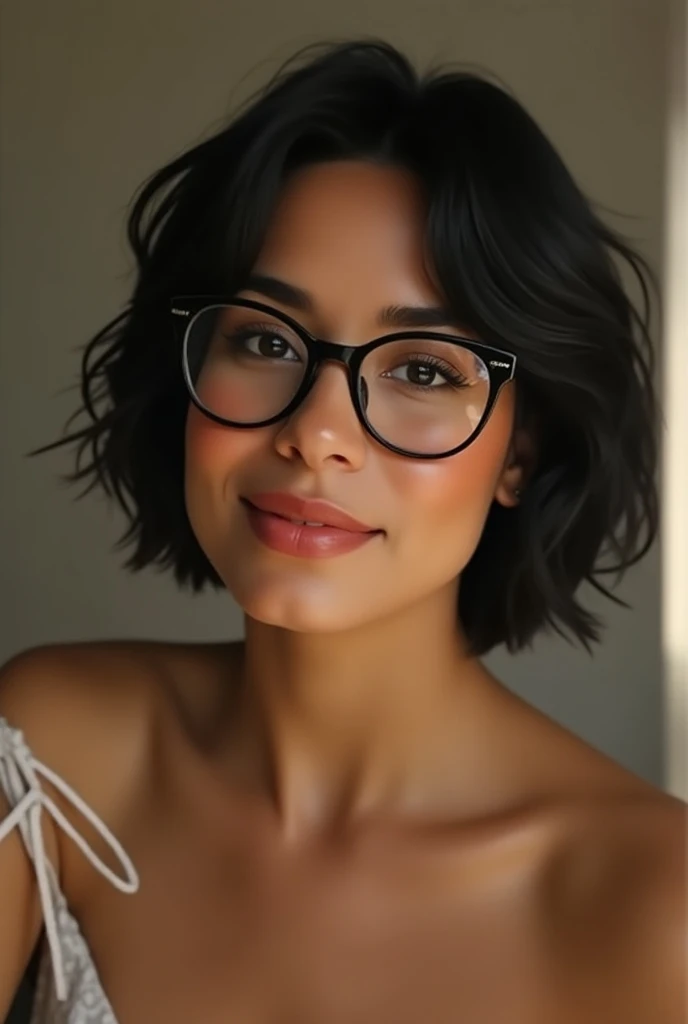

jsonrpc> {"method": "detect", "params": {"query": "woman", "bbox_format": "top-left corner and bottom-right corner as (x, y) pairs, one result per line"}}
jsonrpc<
(0, 39), (685, 1024)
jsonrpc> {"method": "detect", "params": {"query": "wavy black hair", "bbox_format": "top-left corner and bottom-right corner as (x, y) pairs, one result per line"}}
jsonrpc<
(37, 39), (660, 656)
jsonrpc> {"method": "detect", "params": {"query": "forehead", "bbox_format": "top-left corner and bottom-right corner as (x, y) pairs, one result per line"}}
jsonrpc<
(253, 161), (441, 310)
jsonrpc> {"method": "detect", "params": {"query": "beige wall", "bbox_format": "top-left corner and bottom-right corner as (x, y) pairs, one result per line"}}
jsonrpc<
(0, 0), (669, 783)
(663, 0), (688, 799)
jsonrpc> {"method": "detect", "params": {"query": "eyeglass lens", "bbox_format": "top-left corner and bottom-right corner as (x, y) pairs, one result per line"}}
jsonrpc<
(184, 304), (490, 456)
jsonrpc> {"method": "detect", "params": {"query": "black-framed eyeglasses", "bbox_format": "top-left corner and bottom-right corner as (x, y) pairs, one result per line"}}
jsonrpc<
(171, 297), (517, 460)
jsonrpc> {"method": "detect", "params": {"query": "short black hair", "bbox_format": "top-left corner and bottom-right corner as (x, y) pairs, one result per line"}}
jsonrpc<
(39, 39), (660, 657)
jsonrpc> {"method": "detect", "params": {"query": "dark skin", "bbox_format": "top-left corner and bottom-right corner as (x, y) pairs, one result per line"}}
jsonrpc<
(0, 162), (686, 1024)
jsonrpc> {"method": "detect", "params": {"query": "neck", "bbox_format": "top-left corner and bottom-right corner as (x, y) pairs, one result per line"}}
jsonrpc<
(229, 584), (498, 841)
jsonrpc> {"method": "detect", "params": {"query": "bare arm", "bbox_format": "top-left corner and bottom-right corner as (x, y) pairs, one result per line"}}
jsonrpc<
(0, 642), (155, 1019)
(0, 650), (62, 1020)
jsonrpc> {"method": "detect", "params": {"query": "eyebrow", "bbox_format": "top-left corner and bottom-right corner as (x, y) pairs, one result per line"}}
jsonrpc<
(243, 273), (457, 331)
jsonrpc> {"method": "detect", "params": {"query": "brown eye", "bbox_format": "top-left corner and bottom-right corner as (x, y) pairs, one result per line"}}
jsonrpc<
(229, 330), (301, 361)
(386, 357), (467, 389)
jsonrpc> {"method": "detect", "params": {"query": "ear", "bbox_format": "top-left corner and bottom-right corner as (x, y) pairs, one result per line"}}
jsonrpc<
(494, 425), (538, 509)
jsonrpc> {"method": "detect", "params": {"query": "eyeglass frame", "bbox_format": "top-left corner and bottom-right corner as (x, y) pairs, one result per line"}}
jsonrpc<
(171, 296), (517, 460)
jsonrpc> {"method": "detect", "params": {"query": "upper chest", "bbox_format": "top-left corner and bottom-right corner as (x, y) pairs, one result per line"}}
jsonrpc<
(65, 790), (647, 1024)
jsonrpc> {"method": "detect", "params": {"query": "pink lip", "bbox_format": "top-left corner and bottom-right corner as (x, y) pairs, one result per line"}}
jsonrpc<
(245, 492), (376, 532)
(241, 492), (382, 559)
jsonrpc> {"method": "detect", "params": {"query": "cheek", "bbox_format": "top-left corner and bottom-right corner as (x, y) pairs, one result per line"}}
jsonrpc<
(387, 395), (513, 530)
(195, 373), (258, 422)
(391, 451), (497, 529)
(184, 405), (255, 482)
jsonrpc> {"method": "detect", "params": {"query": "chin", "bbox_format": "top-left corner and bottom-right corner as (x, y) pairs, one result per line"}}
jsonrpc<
(227, 571), (365, 634)
(241, 597), (359, 634)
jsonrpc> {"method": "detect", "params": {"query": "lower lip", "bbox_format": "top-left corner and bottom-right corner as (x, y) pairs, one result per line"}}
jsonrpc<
(242, 501), (380, 558)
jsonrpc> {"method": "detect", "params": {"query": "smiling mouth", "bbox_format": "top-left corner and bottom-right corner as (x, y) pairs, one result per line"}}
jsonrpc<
(242, 492), (380, 534)
(246, 508), (374, 531)
(241, 498), (382, 534)
(240, 497), (383, 558)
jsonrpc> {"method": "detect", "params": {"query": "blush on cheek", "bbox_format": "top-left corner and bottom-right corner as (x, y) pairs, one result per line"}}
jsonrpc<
(194, 374), (258, 422)
(444, 426), (512, 505)
(385, 399), (513, 521)
(185, 405), (238, 470)
(185, 404), (267, 485)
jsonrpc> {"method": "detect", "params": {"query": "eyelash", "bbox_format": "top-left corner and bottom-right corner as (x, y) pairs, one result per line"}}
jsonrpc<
(224, 325), (470, 389)
(399, 355), (468, 389)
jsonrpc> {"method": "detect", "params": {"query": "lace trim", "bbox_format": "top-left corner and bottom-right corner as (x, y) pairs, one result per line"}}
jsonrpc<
(0, 716), (139, 1002)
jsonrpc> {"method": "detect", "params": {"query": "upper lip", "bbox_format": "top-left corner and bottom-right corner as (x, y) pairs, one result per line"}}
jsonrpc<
(243, 492), (378, 533)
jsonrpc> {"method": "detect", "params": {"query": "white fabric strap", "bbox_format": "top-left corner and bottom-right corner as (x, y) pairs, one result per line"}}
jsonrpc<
(0, 717), (139, 1002)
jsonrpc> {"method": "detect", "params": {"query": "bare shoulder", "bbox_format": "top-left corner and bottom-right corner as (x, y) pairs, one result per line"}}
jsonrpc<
(0, 639), (237, 839)
(0, 641), (166, 776)
(498, 689), (687, 1020)
(605, 792), (686, 989)
(543, 787), (687, 1023)
(0, 637), (237, 737)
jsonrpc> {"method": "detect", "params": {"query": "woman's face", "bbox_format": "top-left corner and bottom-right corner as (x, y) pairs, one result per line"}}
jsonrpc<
(185, 161), (522, 632)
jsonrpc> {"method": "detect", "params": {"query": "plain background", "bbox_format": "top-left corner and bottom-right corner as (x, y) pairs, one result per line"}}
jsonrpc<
(663, 0), (688, 799)
(0, 0), (669, 794)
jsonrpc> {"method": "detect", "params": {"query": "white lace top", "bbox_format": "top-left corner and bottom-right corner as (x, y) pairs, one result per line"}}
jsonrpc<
(0, 716), (139, 1023)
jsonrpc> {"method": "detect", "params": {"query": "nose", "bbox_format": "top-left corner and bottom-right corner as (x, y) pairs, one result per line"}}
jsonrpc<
(273, 363), (368, 471)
